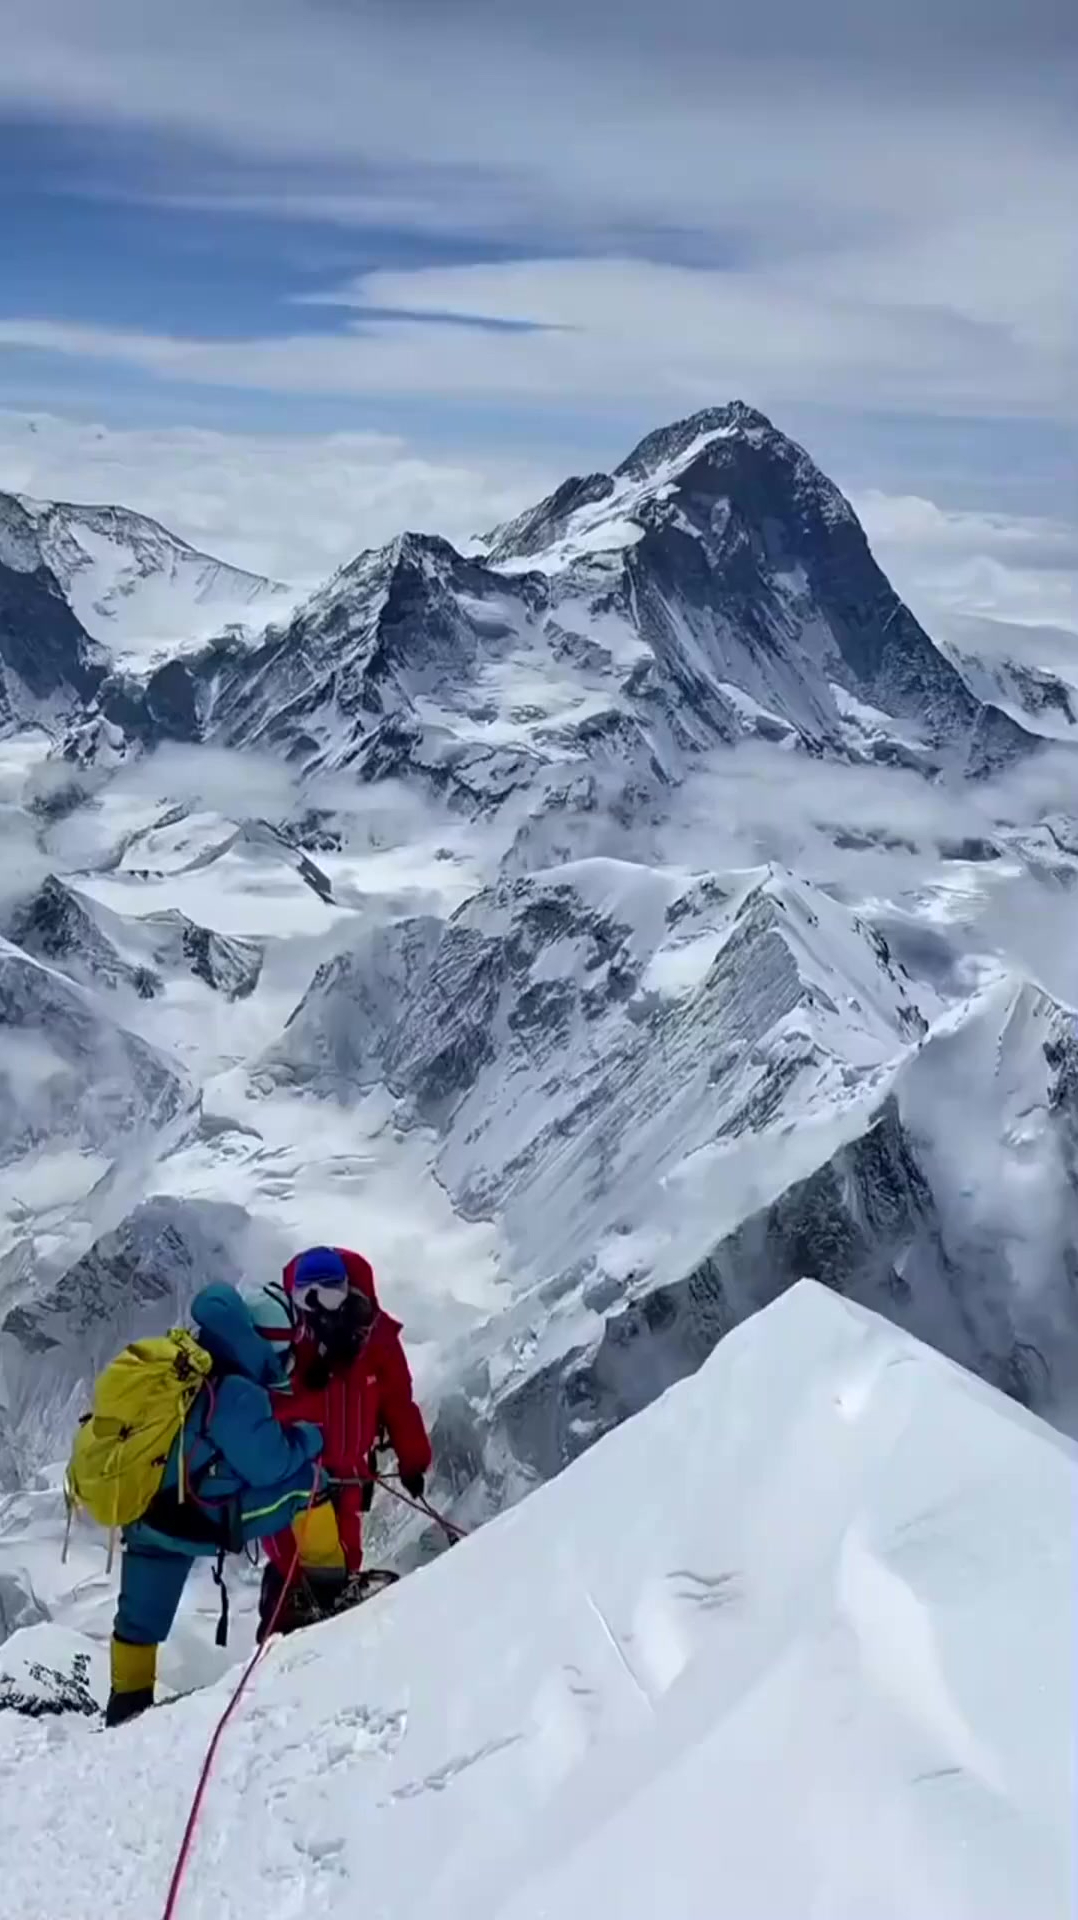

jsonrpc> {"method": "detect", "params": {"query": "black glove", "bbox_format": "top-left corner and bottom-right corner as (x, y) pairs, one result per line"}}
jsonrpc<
(400, 1470), (426, 1500)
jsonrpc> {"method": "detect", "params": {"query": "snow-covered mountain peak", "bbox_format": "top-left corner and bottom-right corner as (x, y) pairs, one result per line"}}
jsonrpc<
(485, 401), (856, 575)
(316, 527), (458, 600)
(482, 414), (745, 573)
(20, 403), (1032, 791)
(264, 852), (937, 1368)
(730, 865), (930, 1044)
(654, 397), (860, 534)
(2, 871), (265, 1007)
(281, 528), (471, 655)
(8, 491), (292, 672)
(461, 405), (1024, 780)
(613, 398), (775, 479)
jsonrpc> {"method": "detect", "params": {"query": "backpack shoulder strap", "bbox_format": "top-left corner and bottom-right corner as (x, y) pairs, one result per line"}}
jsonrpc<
(183, 1377), (225, 1502)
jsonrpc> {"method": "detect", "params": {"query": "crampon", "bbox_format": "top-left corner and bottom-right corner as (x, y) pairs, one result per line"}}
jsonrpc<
(275, 1567), (400, 1634)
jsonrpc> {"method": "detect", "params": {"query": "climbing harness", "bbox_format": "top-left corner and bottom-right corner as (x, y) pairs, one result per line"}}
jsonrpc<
(210, 1549), (230, 1649)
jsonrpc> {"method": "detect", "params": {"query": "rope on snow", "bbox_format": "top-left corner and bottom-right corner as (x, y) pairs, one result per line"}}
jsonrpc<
(158, 1476), (466, 1917)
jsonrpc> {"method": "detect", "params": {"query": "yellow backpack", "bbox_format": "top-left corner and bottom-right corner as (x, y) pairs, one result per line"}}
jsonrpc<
(65, 1329), (213, 1537)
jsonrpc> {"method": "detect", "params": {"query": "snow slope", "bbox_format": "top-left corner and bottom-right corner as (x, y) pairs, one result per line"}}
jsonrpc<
(0, 938), (191, 1185)
(268, 859), (933, 1278)
(1, 1282), (1072, 1920)
(480, 402), (1031, 777)
(15, 494), (292, 671)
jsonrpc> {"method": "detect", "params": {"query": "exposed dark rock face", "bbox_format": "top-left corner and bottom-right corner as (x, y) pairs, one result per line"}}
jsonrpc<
(0, 496), (106, 731)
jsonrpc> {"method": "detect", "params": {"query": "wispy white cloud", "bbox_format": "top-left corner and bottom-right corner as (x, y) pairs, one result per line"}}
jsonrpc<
(856, 494), (1078, 568)
(0, 801), (52, 913)
(0, 239), (1070, 424)
(0, 410), (556, 580)
(651, 730), (1078, 928)
(1, 0), (1074, 438)
(857, 492), (1078, 642)
(5, 0), (1070, 237)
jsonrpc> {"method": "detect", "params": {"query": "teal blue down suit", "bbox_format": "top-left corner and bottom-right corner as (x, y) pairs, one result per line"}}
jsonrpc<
(107, 1283), (322, 1724)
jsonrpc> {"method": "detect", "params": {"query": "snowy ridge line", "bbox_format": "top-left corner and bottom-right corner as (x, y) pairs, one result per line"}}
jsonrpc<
(8, 399), (1045, 780)
(9, 491), (293, 673)
(0, 1282), (1072, 1920)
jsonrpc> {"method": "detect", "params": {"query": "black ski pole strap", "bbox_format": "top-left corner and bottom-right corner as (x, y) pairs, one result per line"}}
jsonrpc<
(211, 1547), (230, 1649)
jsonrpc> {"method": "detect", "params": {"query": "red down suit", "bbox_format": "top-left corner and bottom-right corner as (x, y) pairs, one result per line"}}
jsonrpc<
(267, 1247), (431, 1573)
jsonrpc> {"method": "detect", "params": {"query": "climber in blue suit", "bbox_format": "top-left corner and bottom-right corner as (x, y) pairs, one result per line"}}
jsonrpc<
(106, 1283), (324, 1727)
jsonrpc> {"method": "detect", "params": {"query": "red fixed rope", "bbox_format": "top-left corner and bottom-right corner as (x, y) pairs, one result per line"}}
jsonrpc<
(159, 1524), (303, 1920)
(370, 1471), (468, 1544)
(158, 1475), (465, 1918)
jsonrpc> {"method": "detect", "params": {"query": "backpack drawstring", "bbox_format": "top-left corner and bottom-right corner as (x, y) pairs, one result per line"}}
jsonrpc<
(211, 1548), (230, 1648)
(107, 1441), (121, 1574)
(177, 1393), (187, 1506)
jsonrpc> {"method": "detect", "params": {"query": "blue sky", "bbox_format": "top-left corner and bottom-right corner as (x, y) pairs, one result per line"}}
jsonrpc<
(0, 0), (1074, 585)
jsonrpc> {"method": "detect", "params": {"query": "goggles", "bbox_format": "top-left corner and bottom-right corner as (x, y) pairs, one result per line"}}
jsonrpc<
(297, 1281), (350, 1313)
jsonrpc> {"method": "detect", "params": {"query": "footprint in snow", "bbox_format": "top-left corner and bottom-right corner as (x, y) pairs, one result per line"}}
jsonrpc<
(667, 1568), (742, 1611)
(256, 1836), (347, 1916)
(319, 1705), (406, 1770)
(389, 1732), (522, 1801)
(290, 1832), (348, 1881)
(239, 1702), (407, 1798)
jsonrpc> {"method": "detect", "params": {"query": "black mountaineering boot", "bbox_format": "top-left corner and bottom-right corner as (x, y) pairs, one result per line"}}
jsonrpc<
(258, 1563), (349, 1638)
(302, 1568), (349, 1621)
(256, 1561), (286, 1642)
(105, 1685), (155, 1728)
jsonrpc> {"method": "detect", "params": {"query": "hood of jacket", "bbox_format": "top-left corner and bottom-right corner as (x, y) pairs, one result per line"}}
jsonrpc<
(191, 1283), (287, 1388)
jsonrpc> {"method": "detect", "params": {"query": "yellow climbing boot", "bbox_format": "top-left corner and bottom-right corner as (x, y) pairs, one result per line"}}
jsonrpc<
(105, 1638), (157, 1727)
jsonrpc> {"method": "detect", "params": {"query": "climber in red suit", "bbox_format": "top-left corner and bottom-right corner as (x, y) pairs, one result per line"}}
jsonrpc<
(258, 1245), (432, 1634)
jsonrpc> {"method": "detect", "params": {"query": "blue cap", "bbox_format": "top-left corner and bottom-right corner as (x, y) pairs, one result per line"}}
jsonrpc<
(294, 1246), (348, 1292)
